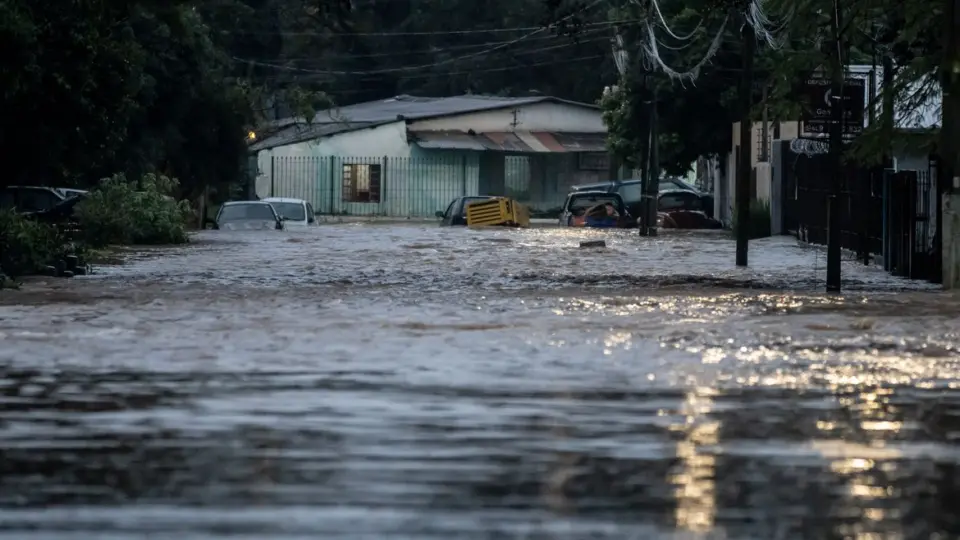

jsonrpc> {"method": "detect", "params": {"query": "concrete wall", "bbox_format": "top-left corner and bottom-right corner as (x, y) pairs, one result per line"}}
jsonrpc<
(407, 102), (605, 133)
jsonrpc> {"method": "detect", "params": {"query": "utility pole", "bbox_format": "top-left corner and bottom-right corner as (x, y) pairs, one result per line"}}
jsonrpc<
(735, 18), (755, 266)
(647, 86), (660, 236)
(939, 0), (960, 288)
(825, 0), (847, 292)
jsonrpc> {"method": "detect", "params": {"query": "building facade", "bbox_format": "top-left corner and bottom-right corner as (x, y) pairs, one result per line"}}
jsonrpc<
(250, 95), (616, 216)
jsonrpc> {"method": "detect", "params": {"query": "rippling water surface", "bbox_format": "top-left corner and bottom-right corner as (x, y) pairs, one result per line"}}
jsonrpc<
(1, 224), (959, 539)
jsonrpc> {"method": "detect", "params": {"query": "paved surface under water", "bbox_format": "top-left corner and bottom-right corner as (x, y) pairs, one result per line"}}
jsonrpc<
(1, 224), (960, 539)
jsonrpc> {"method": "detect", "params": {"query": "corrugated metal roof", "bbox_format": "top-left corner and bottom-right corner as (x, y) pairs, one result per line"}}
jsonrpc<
(409, 130), (608, 153)
(551, 132), (607, 152)
(251, 94), (600, 151)
(411, 131), (488, 151)
(249, 122), (375, 152)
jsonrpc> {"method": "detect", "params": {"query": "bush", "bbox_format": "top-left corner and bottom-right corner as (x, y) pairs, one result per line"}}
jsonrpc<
(76, 173), (192, 247)
(731, 199), (772, 240)
(0, 209), (67, 278)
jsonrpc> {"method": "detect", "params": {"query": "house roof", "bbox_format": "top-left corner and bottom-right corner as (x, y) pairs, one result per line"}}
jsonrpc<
(250, 94), (600, 152)
(410, 130), (607, 153)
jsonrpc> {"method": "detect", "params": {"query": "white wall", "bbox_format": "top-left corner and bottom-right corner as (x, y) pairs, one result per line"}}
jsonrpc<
(255, 121), (409, 198)
(408, 102), (605, 133)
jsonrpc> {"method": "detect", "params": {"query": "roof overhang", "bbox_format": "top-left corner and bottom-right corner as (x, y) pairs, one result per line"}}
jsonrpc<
(410, 130), (607, 153)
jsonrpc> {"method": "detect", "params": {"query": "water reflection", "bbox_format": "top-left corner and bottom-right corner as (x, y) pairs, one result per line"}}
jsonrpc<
(671, 388), (718, 533)
(1, 225), (959, 537)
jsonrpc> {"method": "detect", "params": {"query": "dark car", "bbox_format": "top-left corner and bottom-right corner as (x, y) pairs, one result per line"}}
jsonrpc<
(436, 196), (497, 226)
(1, 186), (69, 213)
(657, 189), (723, 229)
(572, 177), (715, 218)
(215, 201), (283, 230)
(24, 191), (87, 225)
(558, 191), (636, 228)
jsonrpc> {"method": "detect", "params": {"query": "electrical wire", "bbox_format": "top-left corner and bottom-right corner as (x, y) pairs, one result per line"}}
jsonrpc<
(647, 0), (702, 41)
(234, 0), (606, 75)
(269, 29), (610, 61)
(249, 54), (609, 86)
(226, 13), (621, 37)
(239, 37), (609, 76)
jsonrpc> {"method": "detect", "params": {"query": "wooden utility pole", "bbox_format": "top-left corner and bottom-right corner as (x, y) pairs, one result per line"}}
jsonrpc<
(939, 0), (960, 288)
(735, 19), (755, 266)
(647, 86), (660, 236)
(825, 0), (847, 292)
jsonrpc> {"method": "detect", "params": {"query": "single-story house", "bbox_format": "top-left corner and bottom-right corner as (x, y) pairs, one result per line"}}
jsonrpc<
(249, 94), (616, 216)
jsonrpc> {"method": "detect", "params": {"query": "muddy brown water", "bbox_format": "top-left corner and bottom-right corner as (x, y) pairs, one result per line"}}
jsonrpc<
(1, 225), (959, 539)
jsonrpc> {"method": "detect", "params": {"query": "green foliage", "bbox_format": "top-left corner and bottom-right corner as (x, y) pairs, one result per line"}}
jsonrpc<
(0, 209), (67, 278)
(731, 199), (772, 240)
(75, 174), (192, 247)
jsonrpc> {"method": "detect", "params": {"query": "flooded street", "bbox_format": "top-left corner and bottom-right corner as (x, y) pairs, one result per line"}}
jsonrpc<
(2, 224), (960, 539)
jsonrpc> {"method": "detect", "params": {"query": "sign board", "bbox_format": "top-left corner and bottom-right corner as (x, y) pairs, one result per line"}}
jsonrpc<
(800, 76), (866, 138)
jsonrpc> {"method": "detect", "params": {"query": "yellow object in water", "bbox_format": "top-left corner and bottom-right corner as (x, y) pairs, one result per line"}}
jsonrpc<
(465, 197), (530, 228)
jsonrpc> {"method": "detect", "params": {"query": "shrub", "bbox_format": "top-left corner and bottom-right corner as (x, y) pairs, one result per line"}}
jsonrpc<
(0, 209), (66, 278)
(731, 199), (772, 240)
(75, 173), (192, 247)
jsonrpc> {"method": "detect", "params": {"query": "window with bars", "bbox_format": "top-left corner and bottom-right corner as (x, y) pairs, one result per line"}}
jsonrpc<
(342, 163), (382, 203)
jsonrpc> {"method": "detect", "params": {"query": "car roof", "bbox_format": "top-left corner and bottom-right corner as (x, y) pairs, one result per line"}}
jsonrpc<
(570, 190), (622, 197)
(225, 200), (272, 205)
(262, 197), (306, 204)
(659, 189), (700, 196)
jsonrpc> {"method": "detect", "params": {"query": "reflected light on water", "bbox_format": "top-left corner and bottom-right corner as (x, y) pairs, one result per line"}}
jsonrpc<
(670, 387), (718, 533)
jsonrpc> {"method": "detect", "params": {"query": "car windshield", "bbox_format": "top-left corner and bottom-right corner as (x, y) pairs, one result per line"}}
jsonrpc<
(269, 202), (306, 221)
(568, 194), (621, 214)
(218, 203), (276, 221)
(660, 177), (697, 192)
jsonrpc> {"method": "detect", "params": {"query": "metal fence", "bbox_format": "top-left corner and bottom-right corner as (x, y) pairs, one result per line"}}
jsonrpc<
(778, 140), (941, 283)
(262, 156), (481, 217)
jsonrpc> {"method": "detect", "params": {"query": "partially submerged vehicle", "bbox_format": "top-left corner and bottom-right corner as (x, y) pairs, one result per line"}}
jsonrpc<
(572, 177), (715, 219)
(437, 196), (529, 228)
(656, 189), (723, 229)
(558, 191), (636, 228)
(215, 201), (284, 230)
(262, 197), (317, 227)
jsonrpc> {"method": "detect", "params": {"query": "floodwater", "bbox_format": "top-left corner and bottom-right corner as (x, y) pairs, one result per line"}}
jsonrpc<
(1, 224), (960, 539)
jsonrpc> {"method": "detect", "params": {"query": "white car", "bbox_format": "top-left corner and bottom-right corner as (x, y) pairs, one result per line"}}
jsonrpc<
(262, 197), (317, 227)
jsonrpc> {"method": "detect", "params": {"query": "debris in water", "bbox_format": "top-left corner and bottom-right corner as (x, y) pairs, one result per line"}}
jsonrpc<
(580, 240), (606, 248)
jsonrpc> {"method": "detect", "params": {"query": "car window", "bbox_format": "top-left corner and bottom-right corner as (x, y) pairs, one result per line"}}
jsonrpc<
(16, 189), (60, 212)
(218, 203), (277, 221)
(568, 195), (621, 213)
(270, 202), (306, 221)
(442, 199), (458, 219)
(616, 183), (643, 203)
(306, 203), (315, 222)
(659, 192), (702, 211)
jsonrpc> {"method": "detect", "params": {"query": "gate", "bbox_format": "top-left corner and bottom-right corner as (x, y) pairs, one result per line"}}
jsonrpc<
(884, 169), (938, 281)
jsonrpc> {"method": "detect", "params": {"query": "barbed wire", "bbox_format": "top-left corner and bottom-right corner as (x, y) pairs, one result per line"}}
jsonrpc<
(789, 138), (829, 156)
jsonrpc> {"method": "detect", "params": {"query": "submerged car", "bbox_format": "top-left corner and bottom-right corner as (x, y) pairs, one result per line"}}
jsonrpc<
(572, 177), (715, 219)
(657, 189), (723, 229)
(558, 191), (636, 228)
(436, 196), (497, 226)
(215, 201), (284, 230)
(262, 197), (317, 227)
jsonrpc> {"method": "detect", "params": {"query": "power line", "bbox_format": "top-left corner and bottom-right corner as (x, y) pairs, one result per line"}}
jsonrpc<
(251, 54), (609, 86)
(233, 0), (608, 76)
(222, 17), (631, 37)
(244, 37), (609, 73)
(269, 29), (611, 61)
